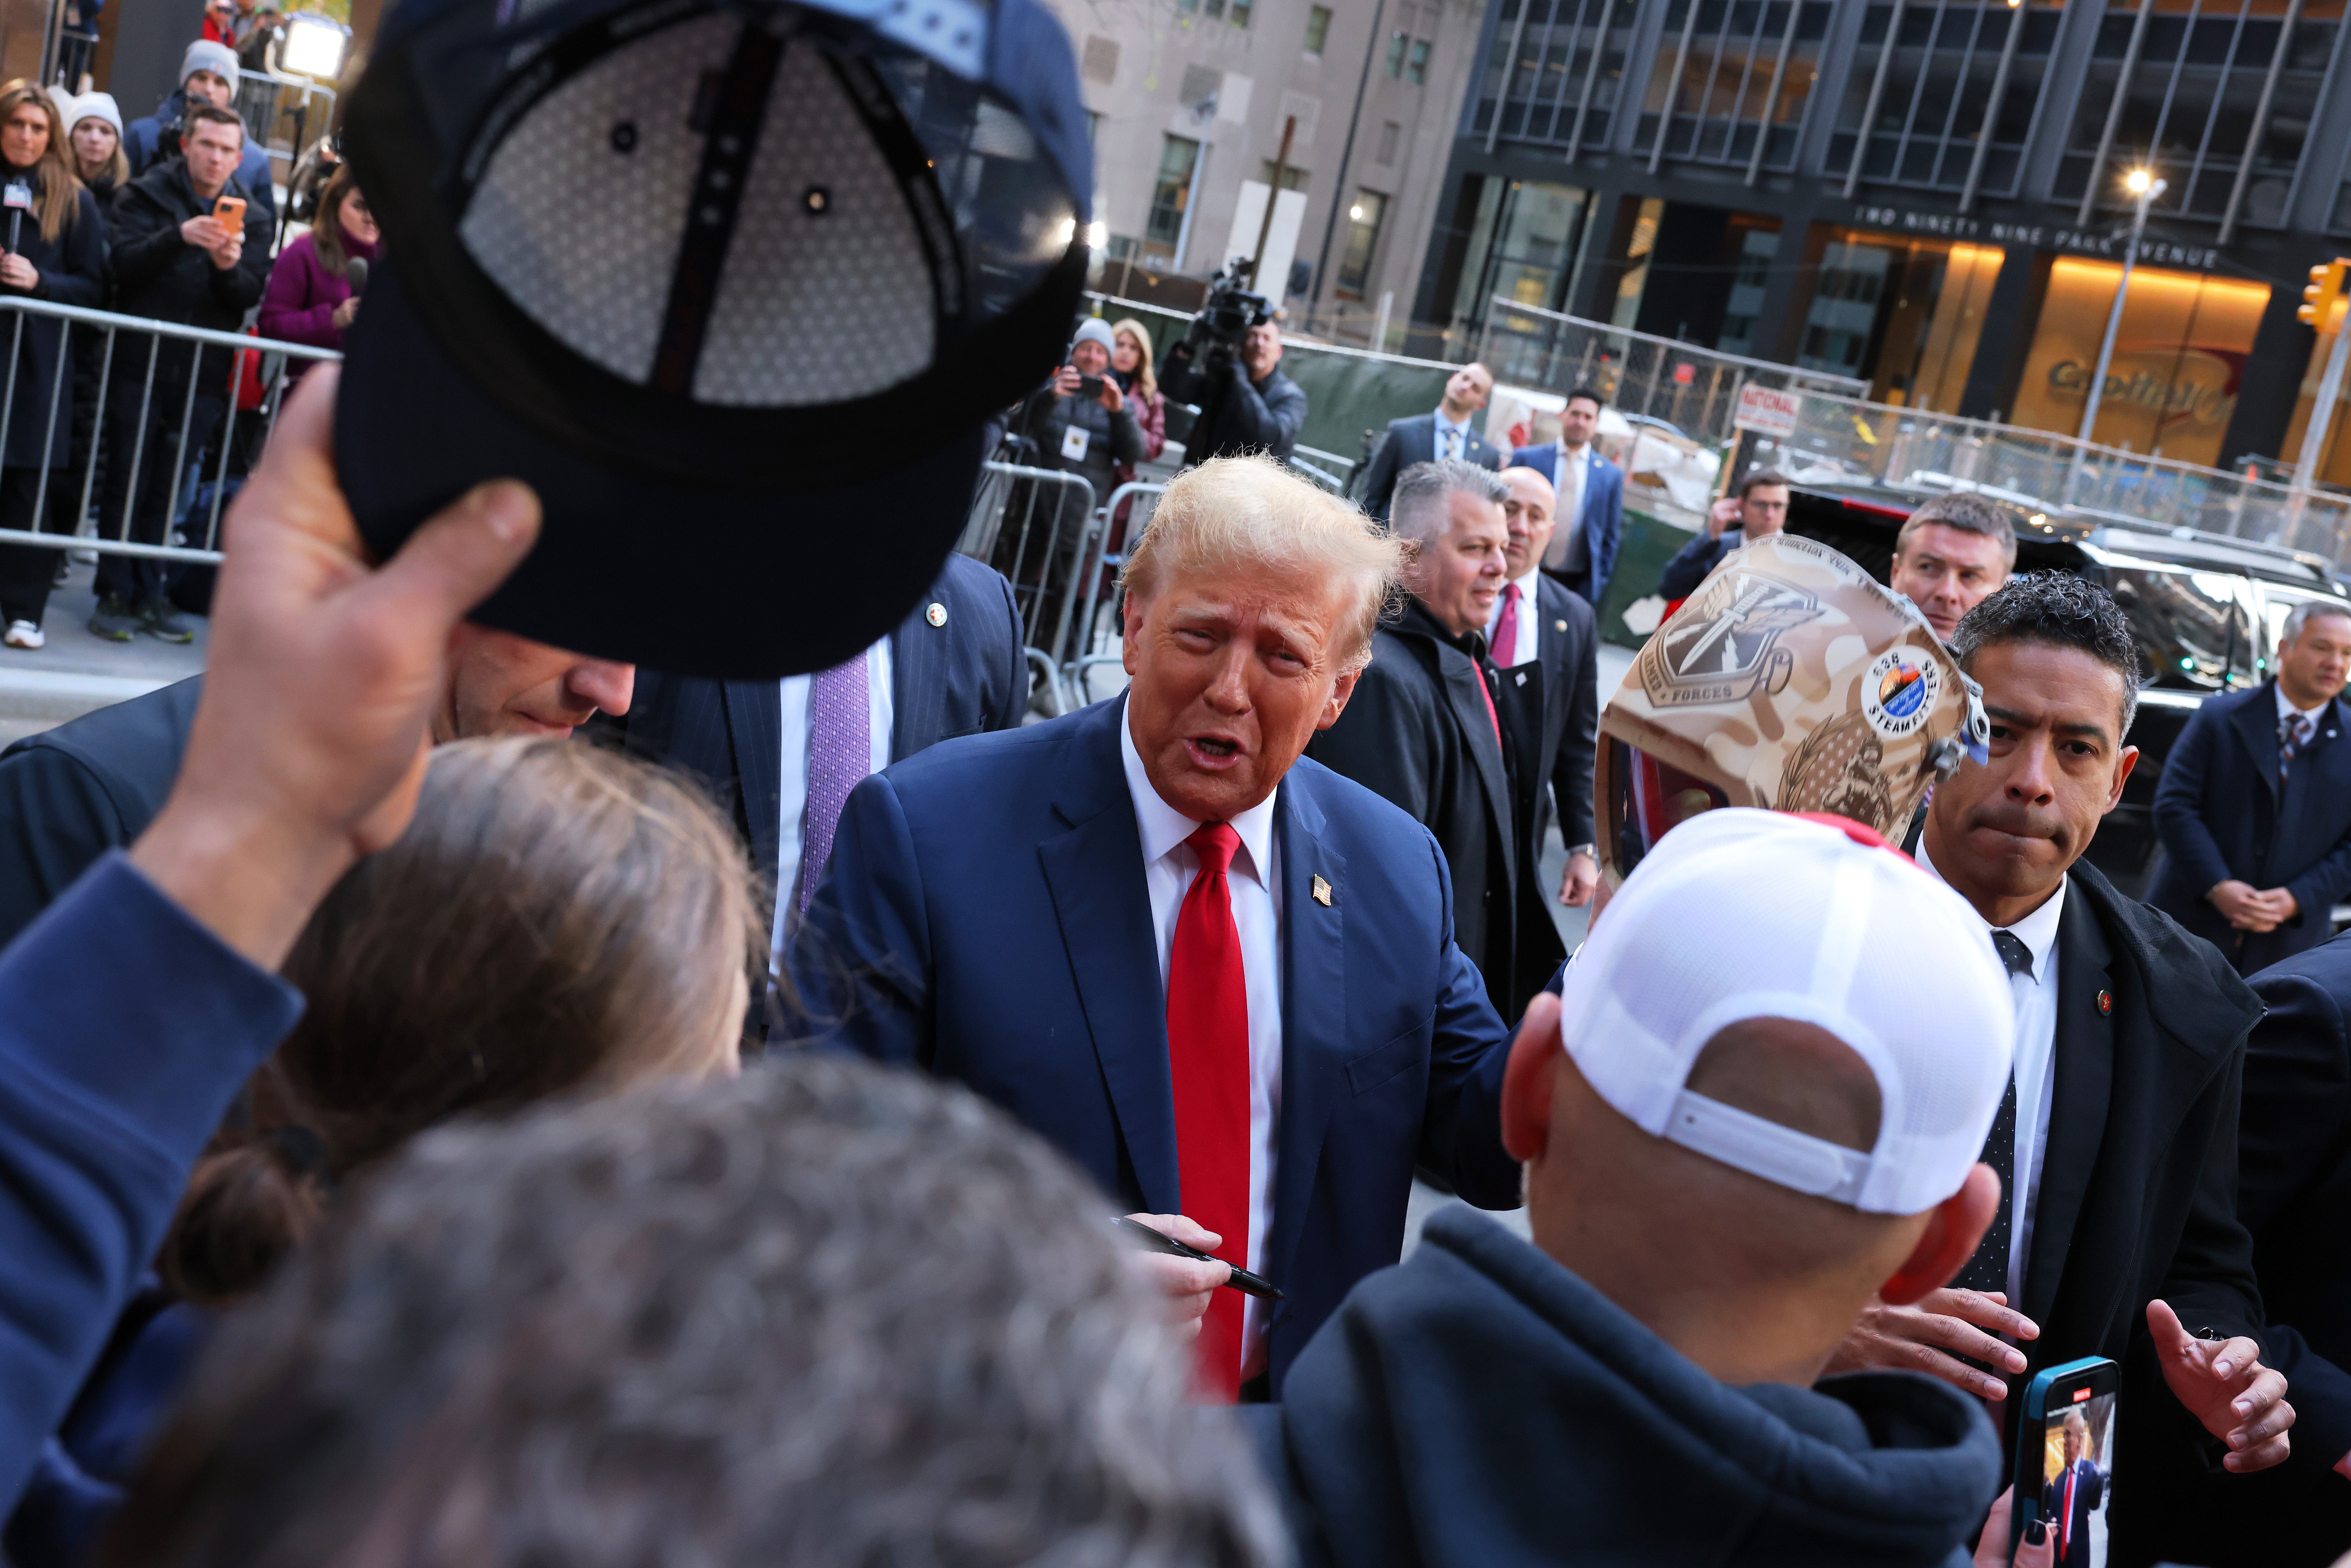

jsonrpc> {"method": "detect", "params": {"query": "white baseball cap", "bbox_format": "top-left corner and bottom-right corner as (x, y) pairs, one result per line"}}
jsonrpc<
(1558, 808), (2014, 1216)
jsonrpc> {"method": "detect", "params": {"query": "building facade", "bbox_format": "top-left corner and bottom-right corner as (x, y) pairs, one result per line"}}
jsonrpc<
(1047, 0), (1486, 339)
(1414, 0), (2351, 478)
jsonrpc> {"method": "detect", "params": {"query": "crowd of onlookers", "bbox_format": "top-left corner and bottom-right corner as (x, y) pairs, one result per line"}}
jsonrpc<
(0, 40), (367, 653)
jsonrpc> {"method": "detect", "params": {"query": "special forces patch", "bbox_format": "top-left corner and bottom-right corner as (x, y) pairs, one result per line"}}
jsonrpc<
(1638, 569), (1824, 708)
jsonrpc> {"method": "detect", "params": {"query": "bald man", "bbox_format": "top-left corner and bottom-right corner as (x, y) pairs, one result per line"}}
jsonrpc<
(1244, 810), (2039, 1564)
(1484, 464), (1599, 1016)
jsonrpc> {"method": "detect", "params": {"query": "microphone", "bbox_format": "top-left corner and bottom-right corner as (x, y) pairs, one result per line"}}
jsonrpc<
(345, 256), (368, 295)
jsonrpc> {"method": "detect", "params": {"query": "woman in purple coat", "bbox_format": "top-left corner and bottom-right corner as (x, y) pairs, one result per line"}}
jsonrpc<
(257, 164), (374, 368)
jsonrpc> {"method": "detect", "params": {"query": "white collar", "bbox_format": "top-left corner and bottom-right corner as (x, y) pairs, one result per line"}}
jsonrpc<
(1506, 564), (1541, 604)
(1916, 837), (2065, 983)
(2277, 682), (2330, 724)
(1555, 439), (1590, 465)
(1119, 695), (1278, 885)
(1434, 407), (1470, 435)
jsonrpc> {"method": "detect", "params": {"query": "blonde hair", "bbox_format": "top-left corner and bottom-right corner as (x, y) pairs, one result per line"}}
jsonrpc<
(159, 737), (764, 1307)
(1111, 317), (1158, 402)
(1119, 454), (1401, 672)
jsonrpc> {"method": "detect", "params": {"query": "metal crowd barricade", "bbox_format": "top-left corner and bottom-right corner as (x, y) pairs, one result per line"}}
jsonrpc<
(1064, 480), (1166, 710)
(956, 460), (1096, 715)
(0, 296), (341, 568)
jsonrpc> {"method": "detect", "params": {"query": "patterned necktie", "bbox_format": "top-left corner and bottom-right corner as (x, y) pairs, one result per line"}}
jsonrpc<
(2281, 710), (2315, 786)
(1166, 822), (1251, 1402)
(1492, 581), (1523, 670)
(1954, 929), (2034, 1297)
(798, 655), (871, 914)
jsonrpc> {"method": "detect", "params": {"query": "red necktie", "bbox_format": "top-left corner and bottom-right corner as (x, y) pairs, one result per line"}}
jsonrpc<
(1473, 651), (1503, 750)
(2061, 1465), (2076, 1556)
(1166, 822), (1251, 1401)
(1492, 581), (1522, 671)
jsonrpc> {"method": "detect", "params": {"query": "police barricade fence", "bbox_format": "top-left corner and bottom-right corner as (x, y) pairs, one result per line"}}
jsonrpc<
(0, 295), (339, 571)
(955, 460), (1097, 716)
(1064, 480), (1165, 711)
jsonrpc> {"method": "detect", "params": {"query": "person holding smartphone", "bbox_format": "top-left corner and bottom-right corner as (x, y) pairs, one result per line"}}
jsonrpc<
(89, 101), (268, 645)
(0, 81), (106, 653)
(1002, 317), (1139, 653)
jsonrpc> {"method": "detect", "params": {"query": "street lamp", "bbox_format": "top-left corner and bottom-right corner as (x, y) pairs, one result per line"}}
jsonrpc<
(2078, 166), (2166, 444)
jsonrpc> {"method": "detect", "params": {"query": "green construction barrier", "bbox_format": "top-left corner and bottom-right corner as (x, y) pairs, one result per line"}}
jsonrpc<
(1597, 507), (1699, 650)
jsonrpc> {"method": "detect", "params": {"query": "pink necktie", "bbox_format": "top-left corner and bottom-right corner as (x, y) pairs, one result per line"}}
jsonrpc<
(1493, 581), (1522, 669)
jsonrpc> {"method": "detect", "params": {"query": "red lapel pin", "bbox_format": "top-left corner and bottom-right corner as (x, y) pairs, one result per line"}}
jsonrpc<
(2096, 989), (2113, 1016)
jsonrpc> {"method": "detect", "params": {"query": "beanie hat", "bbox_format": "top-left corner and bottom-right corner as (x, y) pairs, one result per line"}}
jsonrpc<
(70, 91), (123, 142)
(181, 39), (241, 96)
(1070, 317), (1117, 355)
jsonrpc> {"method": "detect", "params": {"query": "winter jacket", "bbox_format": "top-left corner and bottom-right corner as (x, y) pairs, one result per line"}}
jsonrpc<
(104, 158), (271, 392)
(258, 229), (373, 358)
(1244, 1206), (2004, 1568)
(0, 171), (107, 469)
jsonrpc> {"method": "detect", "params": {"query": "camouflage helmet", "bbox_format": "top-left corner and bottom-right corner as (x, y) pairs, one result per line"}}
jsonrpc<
(1598, 531), (1989, 884)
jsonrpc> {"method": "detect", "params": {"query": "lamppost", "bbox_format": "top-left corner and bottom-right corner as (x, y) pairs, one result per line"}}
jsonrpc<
(2078, 167), (2166, 445)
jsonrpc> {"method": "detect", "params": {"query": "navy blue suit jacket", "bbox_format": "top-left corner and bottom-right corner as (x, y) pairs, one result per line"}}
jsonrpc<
(2149, 681), (2351, 973)
(619, 552), (1027, 936)
(785, 697), (1521, 1391)
(1507, 443), (1624, 611)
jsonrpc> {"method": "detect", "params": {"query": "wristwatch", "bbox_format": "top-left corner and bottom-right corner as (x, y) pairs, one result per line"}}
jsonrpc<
(1567, 843), (1598, 861)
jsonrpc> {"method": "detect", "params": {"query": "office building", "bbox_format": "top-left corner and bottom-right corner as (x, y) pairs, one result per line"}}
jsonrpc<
(1416, 0), (2351, 476)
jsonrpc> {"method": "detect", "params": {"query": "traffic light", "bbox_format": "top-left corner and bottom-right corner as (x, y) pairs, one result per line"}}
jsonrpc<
(2301, 259), (2351, 331)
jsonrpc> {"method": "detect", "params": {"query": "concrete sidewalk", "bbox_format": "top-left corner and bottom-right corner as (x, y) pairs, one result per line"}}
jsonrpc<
(0, 559), (207, 748)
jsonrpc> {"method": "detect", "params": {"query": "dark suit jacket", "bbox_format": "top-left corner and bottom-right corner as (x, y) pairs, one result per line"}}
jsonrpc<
(1495, 576), (1598, 1016)
(2182, 933), (2351, 1567)
(1305, 601), (1519, 1014)
(1506, 442), (1625, 612)
(784, 696), (1520, 1393)
(2019, 866), (2275, 1562)
(0, 677), (201, 949)
(621, 553), (1026, 934)
(1355, 413), (1503, 520)
(2149, 681), (2351, 973)
(2036, 1458), (2105, 1567)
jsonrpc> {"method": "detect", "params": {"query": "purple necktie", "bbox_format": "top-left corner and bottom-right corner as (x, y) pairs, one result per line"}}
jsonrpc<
(799, 654), (871, 914)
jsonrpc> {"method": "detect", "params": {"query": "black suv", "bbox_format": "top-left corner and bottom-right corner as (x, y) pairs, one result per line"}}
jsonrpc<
(1785, 484), (2351, 900)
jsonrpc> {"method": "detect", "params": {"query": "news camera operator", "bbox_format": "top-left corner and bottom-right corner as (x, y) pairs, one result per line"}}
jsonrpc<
(1161, 270), (1306, 466)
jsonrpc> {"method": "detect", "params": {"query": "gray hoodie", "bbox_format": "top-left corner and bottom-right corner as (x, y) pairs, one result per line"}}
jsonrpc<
(1244, 1206), (2003, 1566)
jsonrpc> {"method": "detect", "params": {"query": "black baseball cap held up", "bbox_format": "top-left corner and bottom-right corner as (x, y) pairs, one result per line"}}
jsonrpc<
(338, 0), (1092, 677)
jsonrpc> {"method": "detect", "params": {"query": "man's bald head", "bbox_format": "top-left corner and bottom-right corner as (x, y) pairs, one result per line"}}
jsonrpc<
(1497, 998), (2000, 1389)
(1499, 465), (1556, 579)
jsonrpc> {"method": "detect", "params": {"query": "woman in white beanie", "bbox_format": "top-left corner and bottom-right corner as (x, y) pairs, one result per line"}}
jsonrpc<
(65, 92), (125, 214)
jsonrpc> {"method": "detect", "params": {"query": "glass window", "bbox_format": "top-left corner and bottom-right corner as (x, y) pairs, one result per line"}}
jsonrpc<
(1336, 188), (1390, 296)
(2007, 258), (2271, 467)
(1385, 31), (1407, 77)
(1304, 4), (1331, 52)
(1407, 38), (1431, 83)
(1203, 0), (1224, 18)
(1231, 0), (1251, 27)
(1145, 134), (1200, 249)
(1259, 161), (1310, 191)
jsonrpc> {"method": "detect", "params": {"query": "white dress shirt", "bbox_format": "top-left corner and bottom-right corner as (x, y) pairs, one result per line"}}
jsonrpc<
(771, 639), (895, 965)
(1919, 840), (2064, 1305)
(1432, 406), (1472, 464)
(1544, 441), (1593, 570)
(1483, 565), (1543, 670)
(1120, 696), (1283, 1376)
